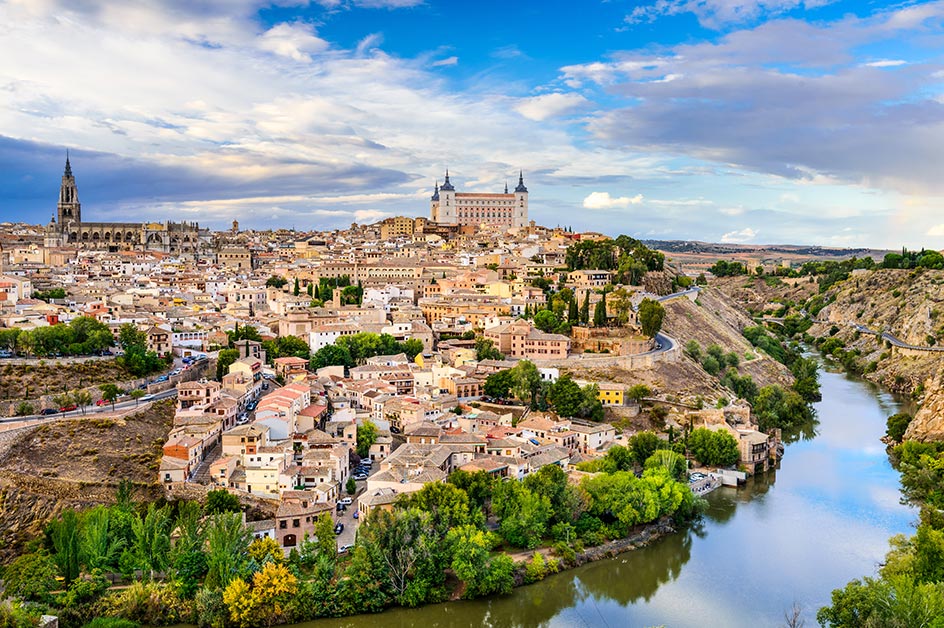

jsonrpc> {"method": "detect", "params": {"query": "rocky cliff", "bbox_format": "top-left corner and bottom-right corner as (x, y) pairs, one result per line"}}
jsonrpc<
(904, 368), (944, 442)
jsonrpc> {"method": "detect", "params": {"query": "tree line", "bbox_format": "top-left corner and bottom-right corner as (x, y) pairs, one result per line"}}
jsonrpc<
(1, 458), (701, 627)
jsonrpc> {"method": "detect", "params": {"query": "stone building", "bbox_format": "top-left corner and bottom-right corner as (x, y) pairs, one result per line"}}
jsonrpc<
(430, 170), (529, 228)
(44, 154), (211, 256)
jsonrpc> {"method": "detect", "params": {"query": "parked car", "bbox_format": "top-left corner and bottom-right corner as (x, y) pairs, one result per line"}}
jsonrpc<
(390, 426), (401, 434)
(59, 404), (77, 412)
(338, 497), (353, 506)
(140, 394), (155, 402)
(360, 458), (372, 466)
(336, 503), (346, 512)
(338, 544), (353, 554)
(352, 511), (359, 520)
(262, 383), (269, 390)
(334, 523), (344, 535)
(353, 473), (368, 481)
(40, 408), (58, 415)
(96, 399), (108, 406)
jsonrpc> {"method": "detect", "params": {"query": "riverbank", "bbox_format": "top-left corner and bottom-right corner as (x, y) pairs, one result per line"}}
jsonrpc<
(288, 363), (914, 628)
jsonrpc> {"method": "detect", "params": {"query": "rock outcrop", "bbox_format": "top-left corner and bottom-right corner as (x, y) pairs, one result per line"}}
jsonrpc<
(904, 369), (944, 442)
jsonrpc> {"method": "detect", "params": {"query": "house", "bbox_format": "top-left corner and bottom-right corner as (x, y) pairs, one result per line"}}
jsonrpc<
(274, 356), (309, 380)
(274, 492), (332, 549)
(569, 421), (617, 453)
(221, 423), (270, 457)
(146, 326), (171, 356)
(177, 379), (222, 410)
(483, 319), (570, 360)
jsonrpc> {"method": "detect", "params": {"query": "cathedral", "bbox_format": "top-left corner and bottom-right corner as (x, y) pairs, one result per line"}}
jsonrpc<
(44, 154), (211, 256)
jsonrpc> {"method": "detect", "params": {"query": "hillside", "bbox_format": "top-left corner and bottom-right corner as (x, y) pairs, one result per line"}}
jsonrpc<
(661, 288), (793, 389)
(563, 286), (793, 413)
(812, 269), (944, 394)
(0, 400), (173, 556)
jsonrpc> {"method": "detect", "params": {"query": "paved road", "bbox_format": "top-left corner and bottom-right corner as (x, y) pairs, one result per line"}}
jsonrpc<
(854, 324), (944, 353)
(655, 286), (702, 302)
(1, 388), (178, 424)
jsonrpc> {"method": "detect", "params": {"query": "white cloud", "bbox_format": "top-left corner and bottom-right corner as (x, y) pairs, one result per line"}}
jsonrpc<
(258, 22), (328, 62)
(720, 227), (758, 242)
(582, 191), (644, 209)
(514, 93), (589, 121)
(863, 59), (907, 67)
(431, 56), (458, 67)
(926, 224), (944, 237)
(719, 206), (745, 215)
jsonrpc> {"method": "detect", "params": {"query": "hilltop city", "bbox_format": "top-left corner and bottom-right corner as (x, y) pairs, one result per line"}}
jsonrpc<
(1, 155), (941, 627)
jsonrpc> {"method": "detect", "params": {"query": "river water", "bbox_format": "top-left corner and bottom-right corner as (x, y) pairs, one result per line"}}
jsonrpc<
(301, 366), (915, 628)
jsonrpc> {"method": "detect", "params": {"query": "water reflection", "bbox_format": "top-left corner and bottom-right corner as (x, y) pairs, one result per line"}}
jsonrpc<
(296, 363), (916, 628)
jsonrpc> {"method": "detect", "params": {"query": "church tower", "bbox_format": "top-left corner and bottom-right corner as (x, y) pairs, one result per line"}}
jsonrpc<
(57, 152), (81, 231)
(513, 170), (529, 227)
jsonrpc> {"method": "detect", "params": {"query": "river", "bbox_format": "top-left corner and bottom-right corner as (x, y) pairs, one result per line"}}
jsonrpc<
(300, 365), (915, 627)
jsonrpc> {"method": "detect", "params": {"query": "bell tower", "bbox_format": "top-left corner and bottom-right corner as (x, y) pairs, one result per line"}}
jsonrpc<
(58, 151), (81, 229)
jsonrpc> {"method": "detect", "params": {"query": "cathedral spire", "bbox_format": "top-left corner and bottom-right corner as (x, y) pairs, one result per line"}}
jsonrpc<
(64, 150), (72, 178)
(504, 181), (508, 194)
(431, 180), (440, 201)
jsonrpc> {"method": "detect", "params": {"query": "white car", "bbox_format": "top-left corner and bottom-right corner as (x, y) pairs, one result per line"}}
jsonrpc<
(337, 497), (353, 506)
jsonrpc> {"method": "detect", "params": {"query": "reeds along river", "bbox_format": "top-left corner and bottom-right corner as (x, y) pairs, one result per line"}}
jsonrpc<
(293, 364), (915, 628)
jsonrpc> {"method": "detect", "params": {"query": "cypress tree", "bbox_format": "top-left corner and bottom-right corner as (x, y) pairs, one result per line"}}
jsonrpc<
(568, 296), (578, 322)
(293, 278), (300, 296)
(580, 291), (590, 325)
(593, 291), (607, 327)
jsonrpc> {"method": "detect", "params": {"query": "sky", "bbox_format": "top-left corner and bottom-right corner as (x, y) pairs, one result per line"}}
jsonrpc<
(1, 0), (943, 248)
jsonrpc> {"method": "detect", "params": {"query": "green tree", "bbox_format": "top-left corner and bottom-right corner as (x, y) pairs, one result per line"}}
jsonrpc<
(886, 412), (913, 443)
(206, 489), (241, 515)
(49, 509), (82, 584)
(356, 419), (377, 458)
(80, 505), (124, 571)
(534, 310), (561, 333)
(510, 360), (541, 407)
(313, 513), (337, 560)
(568, 297), (579, 323)
(14, 402), (34, 416)
(266, 275), (288, 289)
(99, 383), (121, 409)
(395, 481), (476, 538)
(293, 278), (300, 296)
(346, 476), (357, 495)
(638, 298), (665, 338)
(628, 431), (663, 466)
(131, 503), (172, 578)
(627, 384), (652, 403)
(474, 337), (504, 361)
(580, 291), (590, 325)
(593, 291), (607, 327)
(445, 525), (514, 598)
(2, 551), (58, 602)
(309, 344), (353, 371)
(216, 348), (240, 380)
(72, 389), (92, 415)
(687, 427), (740, 467)
(401, 338), (424, 360)
(493, 482), (552, 549)
(483, 368), (513, 399)
(205, 513), (253, 590)
(129, 389), (146, 406)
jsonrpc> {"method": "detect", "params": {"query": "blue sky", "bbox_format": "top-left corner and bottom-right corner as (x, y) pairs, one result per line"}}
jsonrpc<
(1, 0), (943, 247)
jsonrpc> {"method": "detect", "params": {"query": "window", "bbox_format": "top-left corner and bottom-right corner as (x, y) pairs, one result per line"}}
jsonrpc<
(279, 520), (287, 529)
(293, 519), (300, 527)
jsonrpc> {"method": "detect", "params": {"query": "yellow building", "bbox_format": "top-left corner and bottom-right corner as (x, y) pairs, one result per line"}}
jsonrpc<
(596, 383), (626, 406)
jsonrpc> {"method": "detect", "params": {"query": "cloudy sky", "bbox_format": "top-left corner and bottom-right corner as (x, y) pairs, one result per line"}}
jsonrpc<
(1, 0), (943, 248)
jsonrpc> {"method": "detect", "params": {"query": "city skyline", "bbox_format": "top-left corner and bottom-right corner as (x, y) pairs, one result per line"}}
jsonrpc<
(1, 0), (943, 248)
